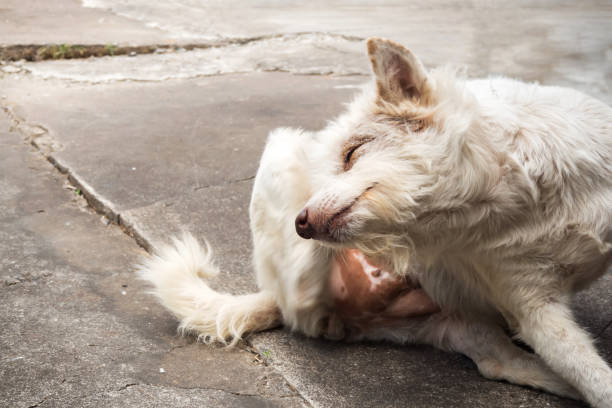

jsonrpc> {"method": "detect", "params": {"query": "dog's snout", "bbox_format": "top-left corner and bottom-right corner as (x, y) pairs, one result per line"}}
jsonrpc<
(295, 208), (314, 239)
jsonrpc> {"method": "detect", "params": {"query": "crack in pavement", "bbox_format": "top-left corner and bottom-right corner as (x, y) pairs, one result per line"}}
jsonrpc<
(25, 380), (65, 408)
(1, 32), (369, 83)
(27, 396), (48, 408)
(2, 105), (50, 142)
(0, 31), (364, 62)
(2, 105), (62, 162)
(23, 380), (64, 407)
(117, 383), (139, 392)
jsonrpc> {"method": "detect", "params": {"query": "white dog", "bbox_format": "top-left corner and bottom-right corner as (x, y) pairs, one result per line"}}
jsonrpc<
(139, 38), (611, 406)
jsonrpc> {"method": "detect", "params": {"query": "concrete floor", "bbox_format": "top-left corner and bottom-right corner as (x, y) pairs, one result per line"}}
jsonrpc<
(1, 1), (610, 407)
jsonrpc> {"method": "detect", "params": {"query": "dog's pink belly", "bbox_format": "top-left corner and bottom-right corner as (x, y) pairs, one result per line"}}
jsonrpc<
(329, 249), (439, 330)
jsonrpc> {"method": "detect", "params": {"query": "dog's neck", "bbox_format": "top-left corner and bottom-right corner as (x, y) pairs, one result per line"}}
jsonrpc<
(401, 109), (539, 257)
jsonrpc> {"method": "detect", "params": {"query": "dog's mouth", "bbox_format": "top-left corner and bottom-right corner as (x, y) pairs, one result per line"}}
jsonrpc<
(321, 184), (377, 242)
(327, 200), (357, 233)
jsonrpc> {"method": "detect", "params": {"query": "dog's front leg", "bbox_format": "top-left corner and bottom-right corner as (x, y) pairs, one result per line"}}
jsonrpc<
(441, 317), (580, 400)
(515, 301), (612, 407)
(358, 314), (579, 399)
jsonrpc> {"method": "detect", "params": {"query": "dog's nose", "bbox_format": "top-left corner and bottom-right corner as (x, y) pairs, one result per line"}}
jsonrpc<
(295, 208), (314, 239)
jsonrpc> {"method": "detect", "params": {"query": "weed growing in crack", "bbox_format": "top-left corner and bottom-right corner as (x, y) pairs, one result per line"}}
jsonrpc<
(105, 44), (117, 56)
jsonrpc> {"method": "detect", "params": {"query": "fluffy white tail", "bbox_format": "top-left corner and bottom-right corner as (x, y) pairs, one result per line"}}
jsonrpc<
(137, 233), (281, 345)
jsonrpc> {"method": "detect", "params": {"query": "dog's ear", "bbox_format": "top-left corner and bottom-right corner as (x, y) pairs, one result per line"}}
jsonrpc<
(367, 38), (431, 105)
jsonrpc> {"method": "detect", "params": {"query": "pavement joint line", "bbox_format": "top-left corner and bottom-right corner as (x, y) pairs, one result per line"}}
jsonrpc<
(0, 31), (365, 62)
(235, 340), (311, 405)
(1, 99), (315, 408)
(1, 101), (158, 253)
(26, 396), (49, 408)
(116, 383), (139, 392)
(2, 104), (50, 145)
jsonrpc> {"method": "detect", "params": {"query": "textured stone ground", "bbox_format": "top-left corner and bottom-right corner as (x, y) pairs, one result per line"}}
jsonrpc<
(1, 1), (610, 407)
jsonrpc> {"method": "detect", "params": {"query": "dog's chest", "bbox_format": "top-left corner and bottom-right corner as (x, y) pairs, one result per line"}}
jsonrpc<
(329, 250), (439, 330)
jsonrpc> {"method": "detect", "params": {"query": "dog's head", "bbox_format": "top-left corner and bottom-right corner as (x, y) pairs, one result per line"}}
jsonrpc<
(295, 38), (479, 269)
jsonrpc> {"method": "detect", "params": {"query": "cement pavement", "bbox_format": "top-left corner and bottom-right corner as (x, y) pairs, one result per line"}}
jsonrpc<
(1, 1), (610, 407)
(0, 112), (304, 407)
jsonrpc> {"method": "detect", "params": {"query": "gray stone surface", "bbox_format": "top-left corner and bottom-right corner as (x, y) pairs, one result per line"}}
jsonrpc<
(1, 1), (611, 407)
(0, 0), (173, 46)
(0, 112), (303, 407)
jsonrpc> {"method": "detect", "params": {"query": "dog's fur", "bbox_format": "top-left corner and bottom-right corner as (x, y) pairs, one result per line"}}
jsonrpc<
(139, 38), (612, 406)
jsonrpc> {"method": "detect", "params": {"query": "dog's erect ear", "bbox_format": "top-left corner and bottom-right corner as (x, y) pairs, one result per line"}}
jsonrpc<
(367, 38), (431, 105)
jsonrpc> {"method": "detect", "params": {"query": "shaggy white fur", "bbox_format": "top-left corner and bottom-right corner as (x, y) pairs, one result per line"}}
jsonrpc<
(138, 38), (611, 406)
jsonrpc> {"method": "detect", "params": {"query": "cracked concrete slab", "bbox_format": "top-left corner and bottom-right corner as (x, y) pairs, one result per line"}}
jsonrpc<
(0, 111), (304, 407)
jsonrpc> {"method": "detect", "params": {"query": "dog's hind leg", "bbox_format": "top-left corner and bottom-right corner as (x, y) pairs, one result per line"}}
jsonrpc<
(515, 301), (612, 407)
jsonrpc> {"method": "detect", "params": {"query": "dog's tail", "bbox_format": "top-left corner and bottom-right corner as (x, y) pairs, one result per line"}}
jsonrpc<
(137, 233), (281, 345)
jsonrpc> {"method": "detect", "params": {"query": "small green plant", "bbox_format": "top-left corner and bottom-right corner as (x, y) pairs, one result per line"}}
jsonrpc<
(53, 44), (73, 59)
(261, 349), (271, 359)
(75, 189), (82, 196)
(36, 46), (49, 59)
(105, 43), (117, 56)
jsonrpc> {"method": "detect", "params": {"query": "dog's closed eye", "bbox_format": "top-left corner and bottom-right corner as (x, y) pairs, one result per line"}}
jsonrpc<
(343, 138), (373, 171)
